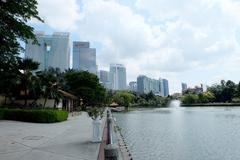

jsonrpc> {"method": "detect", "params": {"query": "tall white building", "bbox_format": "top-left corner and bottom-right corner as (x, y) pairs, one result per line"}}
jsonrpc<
(72, 41), (97, 74)
(109, 64), (127, 90)
(25, 32), (70, 71)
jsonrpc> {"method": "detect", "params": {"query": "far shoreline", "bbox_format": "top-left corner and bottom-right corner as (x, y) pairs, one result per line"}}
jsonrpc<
(181, 103), (240, 107)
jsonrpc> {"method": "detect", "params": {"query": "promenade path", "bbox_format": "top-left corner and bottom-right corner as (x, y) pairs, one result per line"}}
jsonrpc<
(0, 112), (103, 160)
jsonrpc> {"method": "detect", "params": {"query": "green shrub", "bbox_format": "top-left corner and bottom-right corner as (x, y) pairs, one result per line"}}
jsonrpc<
(0, 108), (68, 123)
(232, 97), (240, 103)
(0, 109), (5, 120)
(182, 93), (199, 104)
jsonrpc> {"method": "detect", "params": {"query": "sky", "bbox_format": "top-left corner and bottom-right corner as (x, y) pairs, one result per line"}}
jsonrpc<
(30, 0), (240, 93)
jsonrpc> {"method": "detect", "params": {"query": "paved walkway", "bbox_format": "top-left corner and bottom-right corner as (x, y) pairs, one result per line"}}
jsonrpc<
(0, 112), (104, 160)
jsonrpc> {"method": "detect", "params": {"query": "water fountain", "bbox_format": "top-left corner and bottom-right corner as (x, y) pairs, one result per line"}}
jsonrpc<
(167, 99), (181, 108)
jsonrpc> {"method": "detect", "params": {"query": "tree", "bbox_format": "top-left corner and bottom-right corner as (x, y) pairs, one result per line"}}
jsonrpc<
(232, 97), (240, 103)
(0, 0), (43, 69)
(236, 82), (240, 97)
(208, 84), (222, 102)
(146, 91), (156, 101)
(113, 91), (135, 109)
(208, 80), (236, 102)
(182, 93), (198, 104)
(0, 66), (20, 104)
(18, 58), (40, 106)
(198, 92), (215, 103)
(64, 70), (106, 109)
(156, 96), (171, 107)
(0, 0), (43, 104)
(37, 68), (64, 108)
(224, 80), (236, 102)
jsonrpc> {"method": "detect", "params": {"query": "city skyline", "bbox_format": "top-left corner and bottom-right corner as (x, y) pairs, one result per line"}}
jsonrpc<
(25, 32), (169, 93)
(28, 0), (240, 93)
(24, 31), (211, 94)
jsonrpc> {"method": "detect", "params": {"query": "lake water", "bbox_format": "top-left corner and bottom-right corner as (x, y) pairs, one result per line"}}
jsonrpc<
(114, 107), (240, 160)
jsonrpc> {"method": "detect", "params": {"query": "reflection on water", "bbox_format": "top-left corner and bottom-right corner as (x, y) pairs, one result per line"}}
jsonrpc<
(114, 107), (240, 160)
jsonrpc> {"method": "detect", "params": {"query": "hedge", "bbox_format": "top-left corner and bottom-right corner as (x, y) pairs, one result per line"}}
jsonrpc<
(0, 108), (68, 123)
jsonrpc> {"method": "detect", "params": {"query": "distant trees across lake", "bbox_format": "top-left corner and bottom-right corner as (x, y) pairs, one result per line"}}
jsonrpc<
(182, 80), (240, 104)
(109, 90), (171, 108)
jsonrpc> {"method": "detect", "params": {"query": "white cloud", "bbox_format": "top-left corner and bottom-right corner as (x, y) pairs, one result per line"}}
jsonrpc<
(35, 0), (81, 30)
(78, 0), (158, 57)
(205, 41), (234, 53)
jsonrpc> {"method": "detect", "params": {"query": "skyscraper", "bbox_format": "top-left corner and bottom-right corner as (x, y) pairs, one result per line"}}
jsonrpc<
(99, 70), (111, 89)
(109, 64), (127, 90)
(25, 32), (70, 71)
(162, 79), (169, 96)
(181, 83), (188, 93)
(73, 41), (97, 74)
(137, 75), (169, 96)
(137, 75), (161, 94)
(137, 75), (148, 94)
(159, 78), (164, 96)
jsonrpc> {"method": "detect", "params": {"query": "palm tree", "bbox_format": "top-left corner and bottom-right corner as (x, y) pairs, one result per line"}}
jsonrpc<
(37, 67), (64, 108)
(18, 58), (40, 107)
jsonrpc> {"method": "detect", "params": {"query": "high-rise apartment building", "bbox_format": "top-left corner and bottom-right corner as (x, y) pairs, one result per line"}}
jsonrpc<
(159, 78), (164, 96)
(137, 75), (161, 94)
(181, 83), (188, 93)
(25, 32), (70, 71)
(73, 41), (97, 74)
(137, 75), (148, 94)
(137, 75), (169, 96)
(150, 79), (161, 94)
(109, 64), (127, 90)
(162, 79), (169, 96)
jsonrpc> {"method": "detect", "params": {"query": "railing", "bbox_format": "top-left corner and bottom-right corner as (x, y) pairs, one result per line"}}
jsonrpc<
(104, 109), (119, 160)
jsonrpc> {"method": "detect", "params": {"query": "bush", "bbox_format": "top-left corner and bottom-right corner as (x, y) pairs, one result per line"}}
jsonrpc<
(0, 109), (5, 120)
(182, 94), (198, 104)
(232, 97), (240, 103)
(0, 108), (68, 123)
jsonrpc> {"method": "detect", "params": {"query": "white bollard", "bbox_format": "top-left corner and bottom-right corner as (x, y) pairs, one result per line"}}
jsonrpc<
(92, 116), (102, 142)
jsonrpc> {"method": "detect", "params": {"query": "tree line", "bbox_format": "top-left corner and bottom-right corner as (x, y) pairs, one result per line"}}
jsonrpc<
(182, 80), (240, 104)
(108, 90), (171, 108)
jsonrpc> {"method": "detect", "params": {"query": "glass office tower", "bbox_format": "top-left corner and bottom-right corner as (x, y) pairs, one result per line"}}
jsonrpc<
(72, 41), (97, 74)
(25, 32), (70, 71)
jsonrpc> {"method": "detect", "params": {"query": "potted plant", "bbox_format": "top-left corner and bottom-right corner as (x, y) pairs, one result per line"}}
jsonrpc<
(87, 106), (104, 142)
